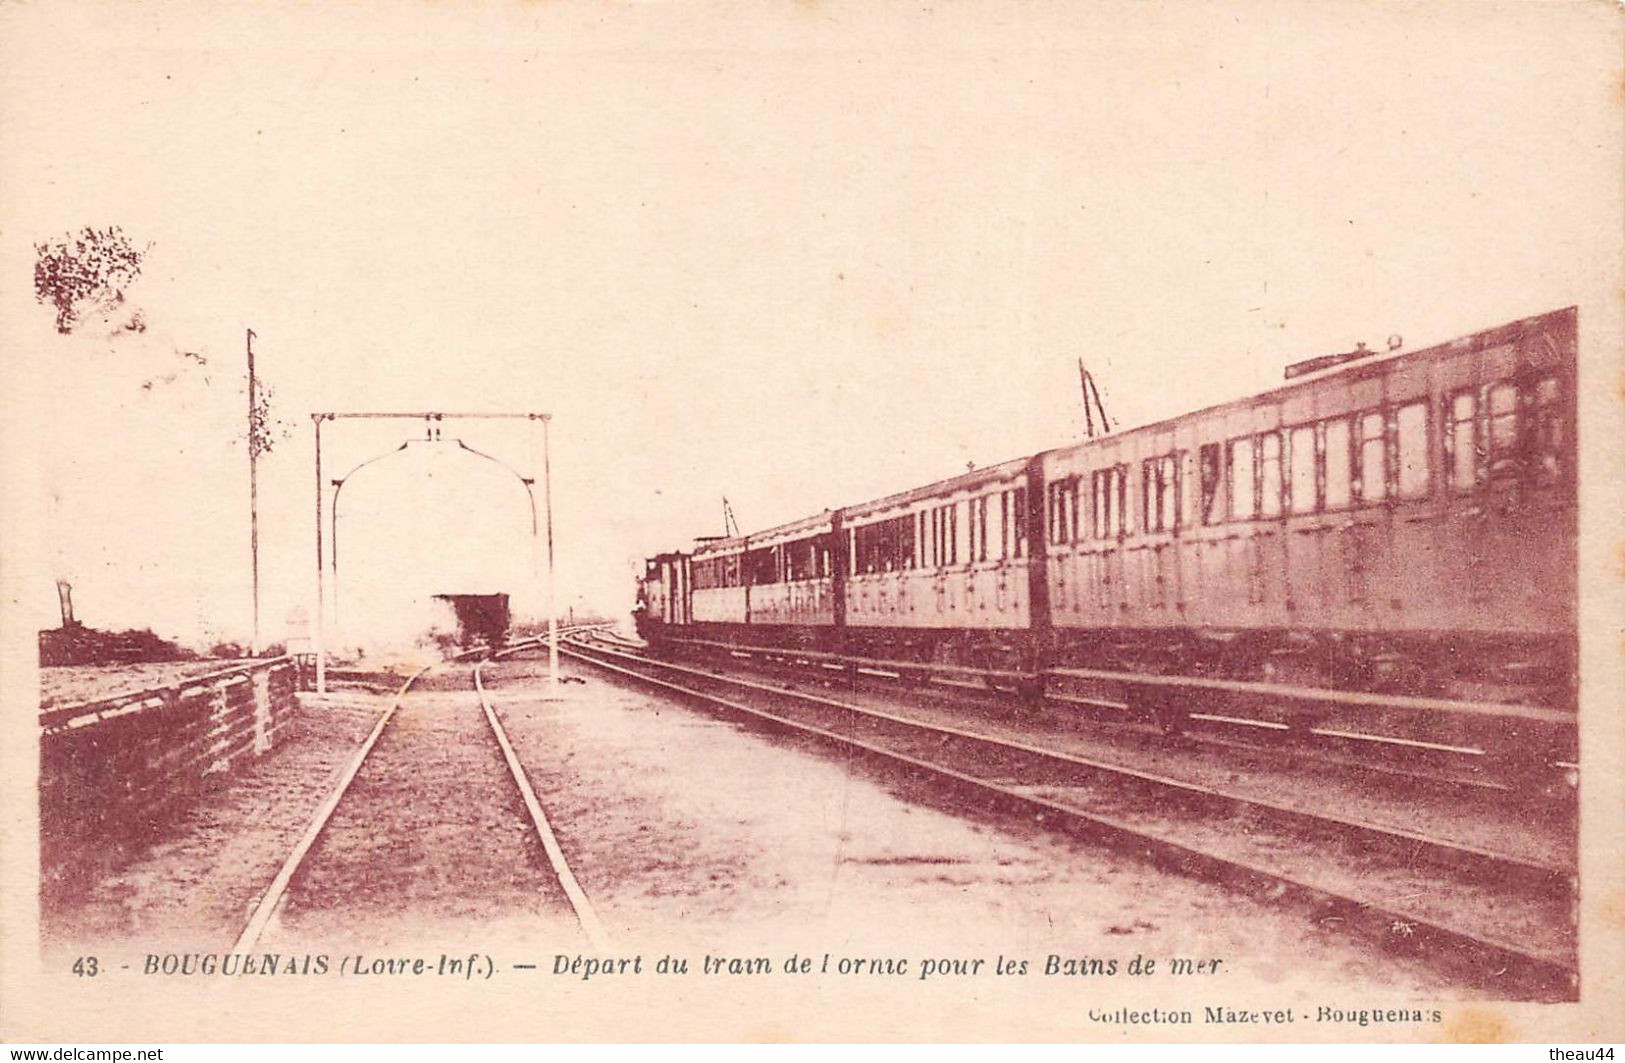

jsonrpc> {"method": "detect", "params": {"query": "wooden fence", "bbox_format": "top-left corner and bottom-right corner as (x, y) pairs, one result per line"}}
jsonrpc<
(39, 657), (303, 898)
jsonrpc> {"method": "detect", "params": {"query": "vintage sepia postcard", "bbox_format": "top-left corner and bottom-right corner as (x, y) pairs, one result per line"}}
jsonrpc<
(1, 0), (1621, 1045)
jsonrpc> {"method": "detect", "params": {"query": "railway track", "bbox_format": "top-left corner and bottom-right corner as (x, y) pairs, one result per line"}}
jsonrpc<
(557, 630), (1576, 1000)
(659, 634), (1575, 797)
(654, 633), (1579, 874)
(233, 655), (605, 953)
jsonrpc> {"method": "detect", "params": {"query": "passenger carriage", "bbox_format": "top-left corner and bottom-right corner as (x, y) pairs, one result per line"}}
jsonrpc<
(636, 307), (1577, 710)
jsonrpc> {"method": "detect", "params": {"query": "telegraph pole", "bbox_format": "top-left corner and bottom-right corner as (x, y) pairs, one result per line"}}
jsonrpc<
(247, 328), (261, 655)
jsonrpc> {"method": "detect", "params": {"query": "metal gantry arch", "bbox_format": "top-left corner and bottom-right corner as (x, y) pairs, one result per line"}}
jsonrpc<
(312, 411), (556, 693)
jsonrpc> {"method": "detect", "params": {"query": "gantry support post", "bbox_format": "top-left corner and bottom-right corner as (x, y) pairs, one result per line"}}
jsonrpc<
(541, 414), (559, 691)
(312, 413), (328, 693)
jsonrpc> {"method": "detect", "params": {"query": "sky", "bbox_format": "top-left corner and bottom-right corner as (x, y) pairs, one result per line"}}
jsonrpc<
(1, 0), (1618, 651)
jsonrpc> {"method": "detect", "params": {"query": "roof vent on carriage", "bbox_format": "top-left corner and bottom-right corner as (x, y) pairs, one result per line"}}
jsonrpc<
(1283, 334), (1402, 380)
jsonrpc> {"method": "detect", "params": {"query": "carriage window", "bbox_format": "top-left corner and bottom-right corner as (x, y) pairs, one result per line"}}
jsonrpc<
(988, 491), (1005, 559)
(1448, 390), (1478, 490)
(1141, 460), (1155, 531)
(1229, 437), (1256, 520)
(968, 498), (985, 562)
(1288, 426), (1318, 513)
(1048, 481), (1072, 544)
(1486, 383), (1519, 479)
(976, 495), (990, 561)
(744, 546), (777, 585)
(1142, 453), (1181, 532)
(784, 538), (812, 581)
(1056, 480), (1081, 544)
(1122, 464), (1135, 534)
(1259, 432), (1283, 518)
(998, 492), (1009, 558)
(1357, 411), (1387, 503)
(1114, 464), (1128, 535)
(1396, 402), (1430, 498)
(1092, 465), (1127, 537)
(1011, 486), (1028, 558)
(1324, 418), (1352, 509)
(1533, 376), (1564, 485)
(1199, 443), (1222, 524)
(854, 516), (917, 574)
(1488, 383), (1518, 452)
(1160, 454), (1180, 530)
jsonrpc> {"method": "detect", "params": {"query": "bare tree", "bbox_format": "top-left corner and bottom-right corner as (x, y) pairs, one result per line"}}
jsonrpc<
(33, 226), (149, 334)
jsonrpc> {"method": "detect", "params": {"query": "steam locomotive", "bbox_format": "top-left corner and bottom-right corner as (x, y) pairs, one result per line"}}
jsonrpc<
(636, 307), (1577, 710)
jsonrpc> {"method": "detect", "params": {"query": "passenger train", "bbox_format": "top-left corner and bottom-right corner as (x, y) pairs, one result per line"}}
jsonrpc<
(635, 307), (1578, 710)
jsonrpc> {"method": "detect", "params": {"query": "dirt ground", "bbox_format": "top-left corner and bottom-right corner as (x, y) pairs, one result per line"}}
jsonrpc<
(40, 692), (381, 960)
(481, 657), (1474, 998)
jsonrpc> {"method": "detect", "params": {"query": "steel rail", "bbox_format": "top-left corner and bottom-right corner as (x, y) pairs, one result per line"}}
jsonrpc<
(233, 646), (605, 953)
(473, 659), (609, 949)
(558, 633), (1577, 1000)
(231, 663), (434, 954)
